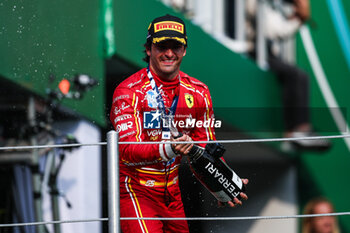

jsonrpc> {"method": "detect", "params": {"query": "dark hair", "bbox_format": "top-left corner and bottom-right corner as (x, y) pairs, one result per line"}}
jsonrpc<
(143, 40), (152, 63)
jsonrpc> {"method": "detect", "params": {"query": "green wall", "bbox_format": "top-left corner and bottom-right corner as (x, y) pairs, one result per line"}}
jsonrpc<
(0, 0), (282, 130)
(296, 0), (350, 231)
(0, 0), (105, 125)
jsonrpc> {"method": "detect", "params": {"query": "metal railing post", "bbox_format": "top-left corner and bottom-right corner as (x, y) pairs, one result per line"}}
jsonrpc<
(107, 130), (120, 233)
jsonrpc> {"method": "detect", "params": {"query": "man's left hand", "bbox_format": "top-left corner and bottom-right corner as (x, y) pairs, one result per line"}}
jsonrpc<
(218, 179), (249, 207)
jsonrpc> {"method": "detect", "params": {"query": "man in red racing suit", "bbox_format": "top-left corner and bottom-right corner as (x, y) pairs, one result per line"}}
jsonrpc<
(110, 14), (246, 233)
(110, 67), (217, 233)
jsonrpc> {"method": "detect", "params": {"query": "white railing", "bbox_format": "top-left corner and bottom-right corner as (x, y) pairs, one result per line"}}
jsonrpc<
(1, 132), (350, 232)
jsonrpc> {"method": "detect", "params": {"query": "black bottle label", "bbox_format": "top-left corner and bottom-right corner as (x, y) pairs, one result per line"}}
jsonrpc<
(188, 145), (245, 202)
(204, 161), (243, 197)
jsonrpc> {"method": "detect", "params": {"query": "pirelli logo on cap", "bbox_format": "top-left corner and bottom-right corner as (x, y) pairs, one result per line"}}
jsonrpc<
(154, 21), (184, 34)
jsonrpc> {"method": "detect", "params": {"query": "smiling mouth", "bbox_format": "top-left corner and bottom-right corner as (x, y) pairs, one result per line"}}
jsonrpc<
(161, 60), (176, 65)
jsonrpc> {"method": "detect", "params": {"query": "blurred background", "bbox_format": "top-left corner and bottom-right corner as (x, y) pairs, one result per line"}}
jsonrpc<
(0, 0), (349, 232)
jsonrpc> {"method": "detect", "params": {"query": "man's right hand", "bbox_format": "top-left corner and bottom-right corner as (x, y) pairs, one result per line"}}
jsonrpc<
(171, 134), (194, 156)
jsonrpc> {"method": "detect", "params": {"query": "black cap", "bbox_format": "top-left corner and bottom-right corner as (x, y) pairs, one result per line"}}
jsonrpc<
(147, 14), (187, 46)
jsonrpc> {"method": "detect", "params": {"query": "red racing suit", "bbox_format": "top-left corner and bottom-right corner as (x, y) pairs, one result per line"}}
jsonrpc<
(110, 68), (217, 233)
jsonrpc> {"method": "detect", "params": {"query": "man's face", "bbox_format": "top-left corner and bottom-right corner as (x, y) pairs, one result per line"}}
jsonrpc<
(147, 40), (186, 81)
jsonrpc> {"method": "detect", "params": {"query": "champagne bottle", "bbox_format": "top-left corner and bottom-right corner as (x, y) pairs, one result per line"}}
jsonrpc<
(170, 127), (245, 203)
(187, 143), (245, 203)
